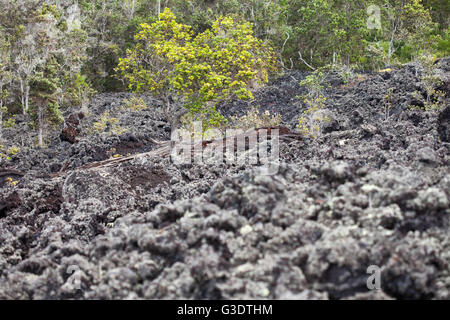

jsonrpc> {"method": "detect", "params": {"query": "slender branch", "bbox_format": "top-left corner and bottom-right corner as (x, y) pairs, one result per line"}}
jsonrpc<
(298, 51), (316, 71)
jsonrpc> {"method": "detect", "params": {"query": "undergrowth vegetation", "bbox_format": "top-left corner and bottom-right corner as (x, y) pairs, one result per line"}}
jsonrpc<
(122, 96), (148, 112)
(116, 8), (276, 132)
(416, 53), (447, 110)
(91, 111), (127, 135)
(0, 144), (20, 161)
(297, 68), (331, 139)
(0, 0), (447, 151)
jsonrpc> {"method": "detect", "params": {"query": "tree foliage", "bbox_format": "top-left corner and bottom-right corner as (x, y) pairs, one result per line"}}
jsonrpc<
(117, 8), (276, 131)
(0, 0), (448, 149)
(29, 58), (63, 147)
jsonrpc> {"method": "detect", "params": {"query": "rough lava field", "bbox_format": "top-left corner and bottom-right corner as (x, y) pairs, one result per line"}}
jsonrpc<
(0, 59), (449, 300)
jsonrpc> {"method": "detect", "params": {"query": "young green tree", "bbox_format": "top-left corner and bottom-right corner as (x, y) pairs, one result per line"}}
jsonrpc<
(379, 0), (405, 65)
(66, 73), (96, 113)
(22, 3), (64, 147)
(297, 66), (330, 138)
(168, 0), (288, 70)
(0, 29), (12, 143)
(29, 58), (63, 147)
(4, 1), (62, 115)
(116, 8), (276, 132)
(57, 26), (94, 110)
(1, 1), (90, 117)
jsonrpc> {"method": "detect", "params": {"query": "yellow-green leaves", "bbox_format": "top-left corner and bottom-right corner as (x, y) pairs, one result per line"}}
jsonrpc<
(116, 8), (276, 130)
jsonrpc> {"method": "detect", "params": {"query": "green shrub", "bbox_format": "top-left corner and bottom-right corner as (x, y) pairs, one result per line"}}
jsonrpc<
(116, 8), (277, 132)
(122, 96), (148, 111)
(3, 116), (16, 128)
(91, 111), (126, 135)
(411, 52), (446, 111)
(297, 67), (331, 138)
(0, 144), (20, 161)
(297, 96), (331, 138)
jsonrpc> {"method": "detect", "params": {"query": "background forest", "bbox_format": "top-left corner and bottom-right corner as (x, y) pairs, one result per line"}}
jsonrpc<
(0, 0), (449, 147)
(0, 1), (449, 301)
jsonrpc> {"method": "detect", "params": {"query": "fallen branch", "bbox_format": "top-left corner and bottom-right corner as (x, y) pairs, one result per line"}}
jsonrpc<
(298, 51), (316, 71)
(52, 127), (303, 175)
(0, 169), (25, 178)
(79, 142), (171, 171)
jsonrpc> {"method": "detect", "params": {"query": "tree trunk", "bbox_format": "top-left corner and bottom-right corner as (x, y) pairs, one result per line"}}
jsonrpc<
(170, 109), (188, 138)
(38, 103), (44, 148)
(81, 99), (88, 114)
(388, 30), (396, 66)
(162, 96), (188, 138)
(157, 0), (161, 19)
(20, 79), (25, 115)
(388, 17), (399, 67)
(388, 41), (392, 66)
(25, 85), (30, 114)
(162, 99), (178, 137)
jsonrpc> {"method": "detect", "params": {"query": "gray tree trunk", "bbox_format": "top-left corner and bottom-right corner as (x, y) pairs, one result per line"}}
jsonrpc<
(25, 85), (30, 114)
(38, 104), (44, 148)
(20, 79), (25, 115)
(162, 96), (188, 139)
(158, 0), (161, 19)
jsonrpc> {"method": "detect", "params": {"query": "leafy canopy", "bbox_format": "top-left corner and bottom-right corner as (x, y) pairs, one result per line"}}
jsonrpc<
(116, 8), (276, 128)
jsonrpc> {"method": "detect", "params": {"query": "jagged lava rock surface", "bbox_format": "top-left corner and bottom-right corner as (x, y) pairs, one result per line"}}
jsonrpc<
(0, 59), (449, 299)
